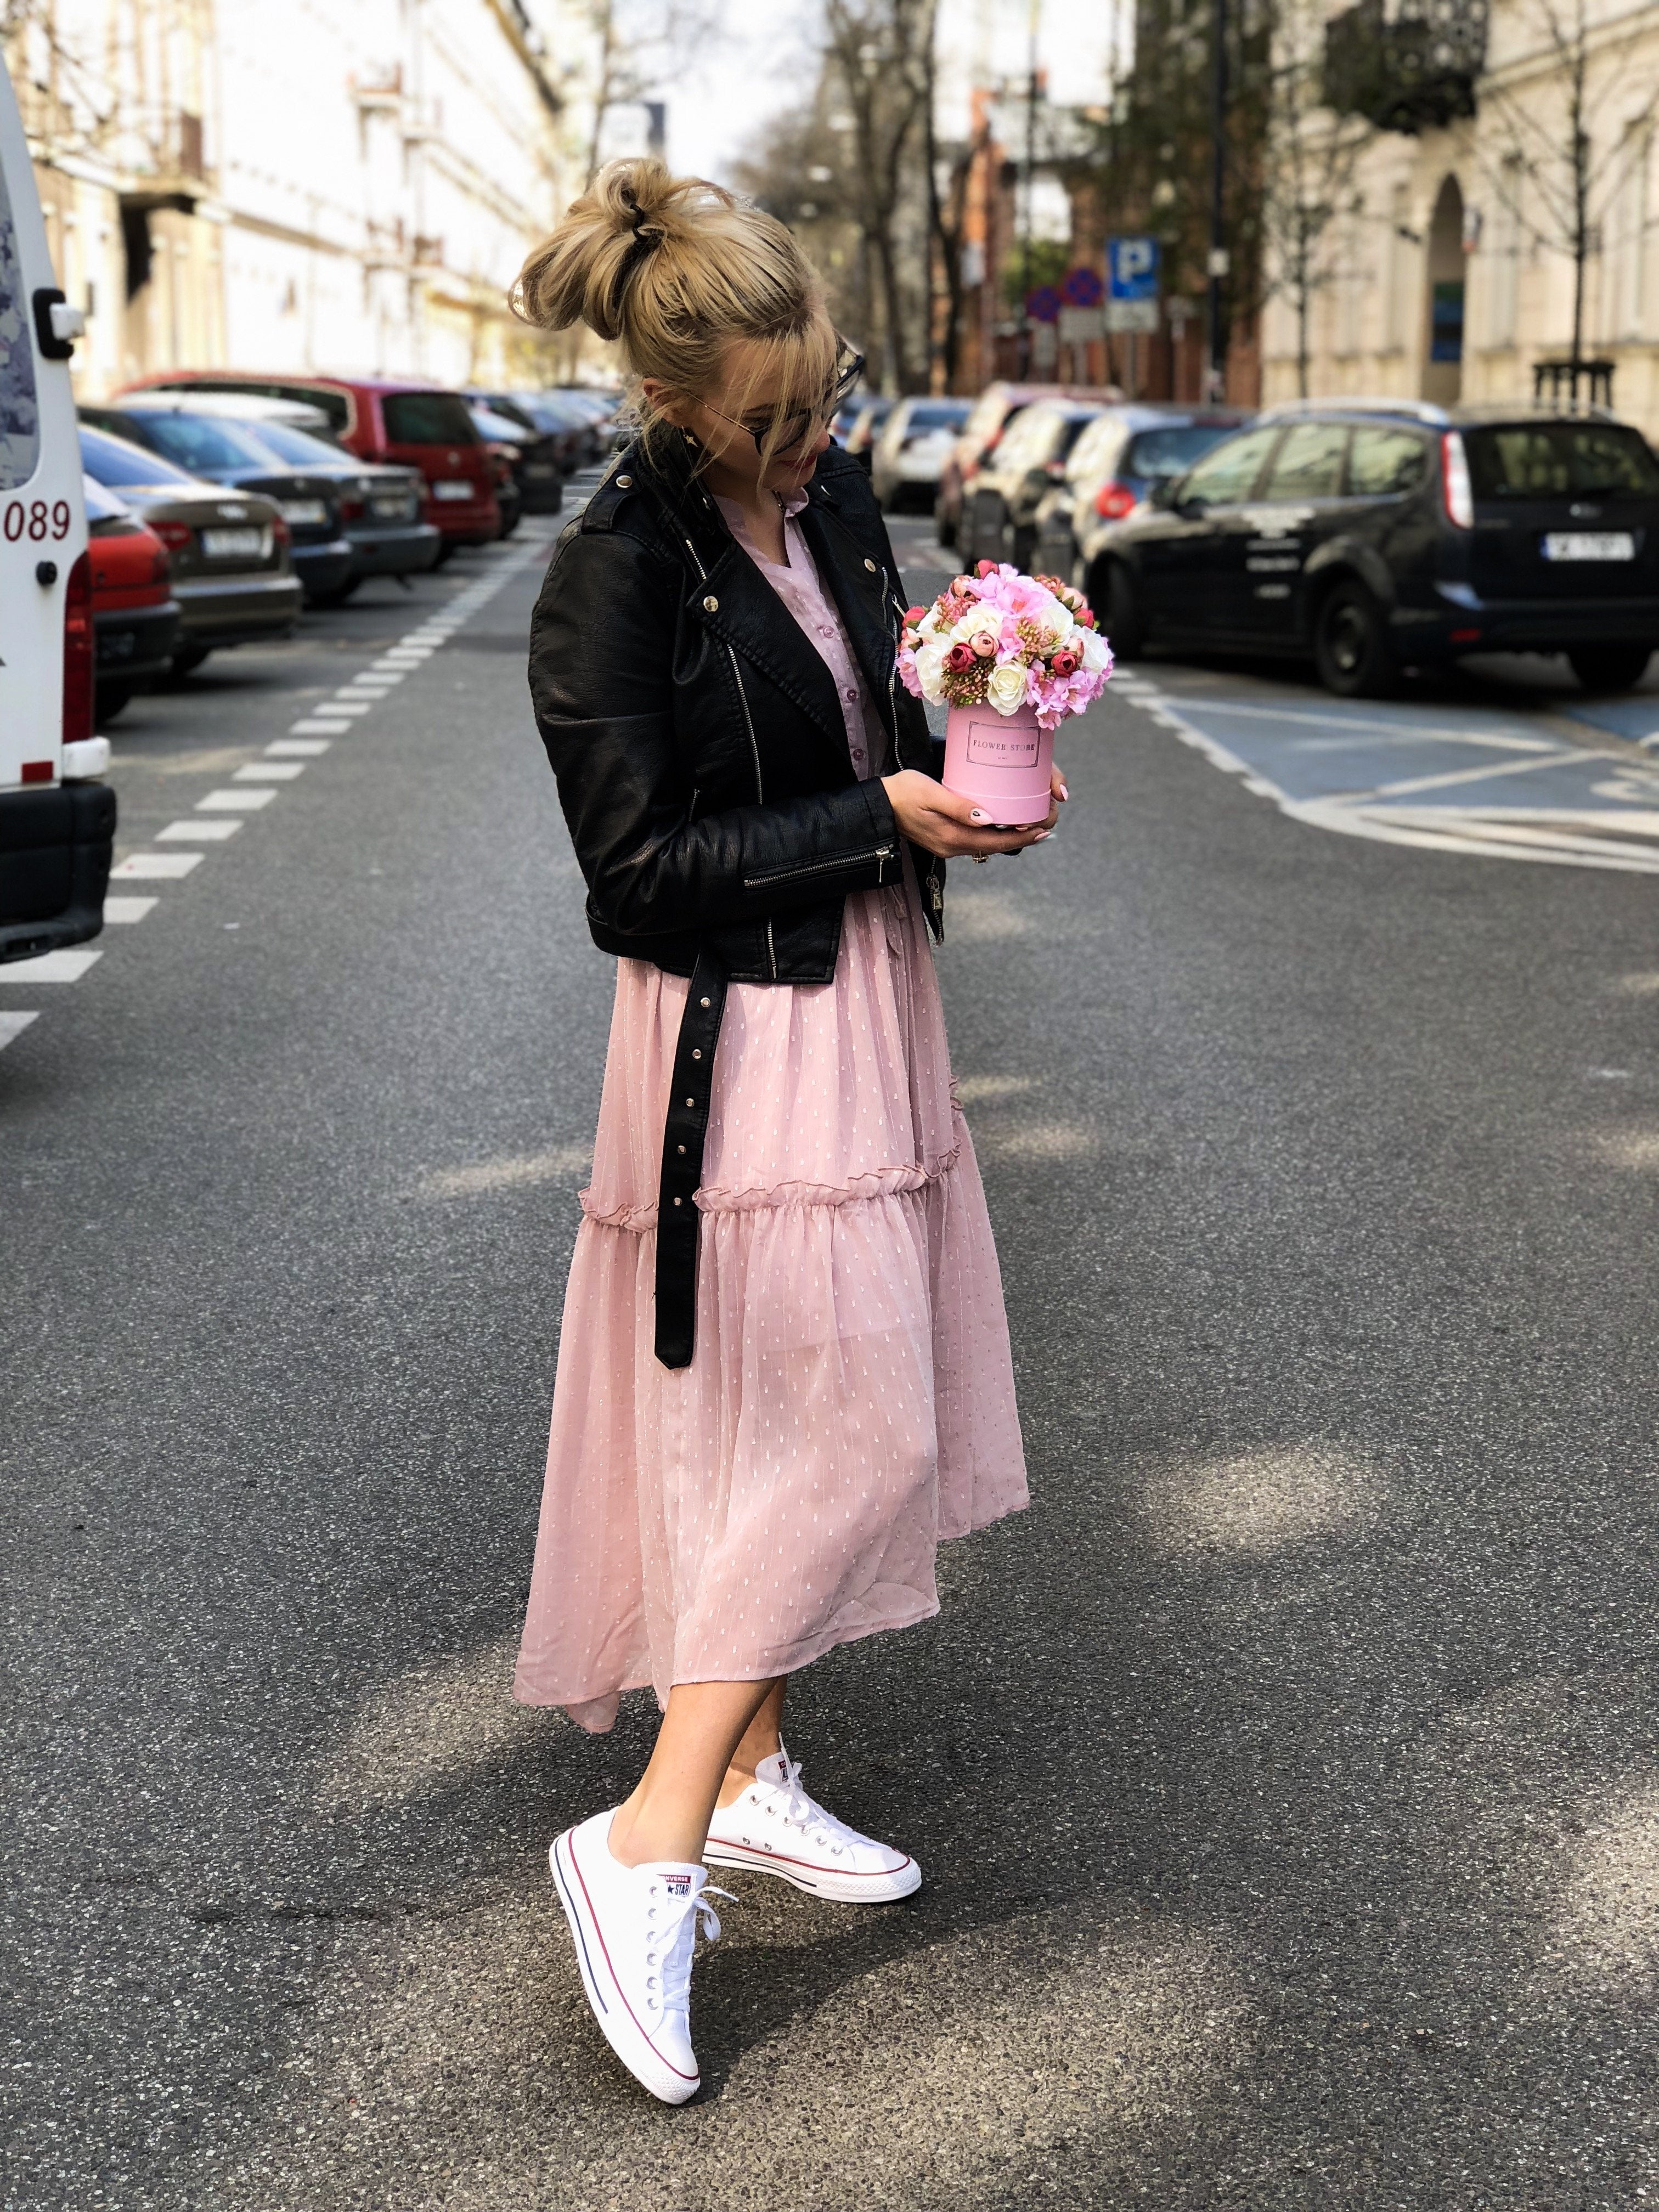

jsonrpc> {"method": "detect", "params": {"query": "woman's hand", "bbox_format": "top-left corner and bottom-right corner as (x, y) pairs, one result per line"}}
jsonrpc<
(881, 764), (1068, 860)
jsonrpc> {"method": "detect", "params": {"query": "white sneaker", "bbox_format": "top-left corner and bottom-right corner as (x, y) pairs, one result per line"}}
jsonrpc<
(703, 1742), (922, 1904)
(550, 1809), (730, 2105)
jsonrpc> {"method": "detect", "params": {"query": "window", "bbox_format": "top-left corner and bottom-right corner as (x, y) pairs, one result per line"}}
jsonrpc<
(0, 158), (40, 492)
(1483, 166), (1521, 347)
(1261, 421), (1350, 500)
(1464, 423), (1659, 499)
(381, 391), (478, 445)
(80, 422), (201, 488)
(995, 404), (1064, 473)
(903, 402), (969, 433)
(1348, 426), (1429, 496)
(1605, 127), (1652, 341)
(1177, 425), (1279, 503)
(1122, 423), (1242, 479)
(129, 411), (274, 472)
(1064, 414), (1127, 485)
(1384, 183), (1412, 352)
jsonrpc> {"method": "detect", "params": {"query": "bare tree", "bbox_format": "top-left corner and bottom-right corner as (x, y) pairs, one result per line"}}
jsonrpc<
(1258, 0), (1369, 397)
(821, 0), (934, 392)
(579, 0), (720, 190)
(1475, 0), (1659, 372)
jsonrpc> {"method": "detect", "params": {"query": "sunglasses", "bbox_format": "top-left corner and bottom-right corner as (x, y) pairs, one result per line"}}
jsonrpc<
(703, 343), (867, 458)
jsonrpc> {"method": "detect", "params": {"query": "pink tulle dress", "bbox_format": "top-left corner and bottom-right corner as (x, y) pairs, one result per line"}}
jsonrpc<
(513, 491), (1028, 1731)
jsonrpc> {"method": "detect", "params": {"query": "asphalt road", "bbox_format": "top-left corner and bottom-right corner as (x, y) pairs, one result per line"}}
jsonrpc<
(4, 489), (1659, 2211)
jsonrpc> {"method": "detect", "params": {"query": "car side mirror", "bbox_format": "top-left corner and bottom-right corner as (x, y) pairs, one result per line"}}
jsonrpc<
(1149, 475), (1180, 510)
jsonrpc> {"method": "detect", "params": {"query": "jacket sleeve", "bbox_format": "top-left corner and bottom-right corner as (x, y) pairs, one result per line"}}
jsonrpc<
(528, 524), (903, 943)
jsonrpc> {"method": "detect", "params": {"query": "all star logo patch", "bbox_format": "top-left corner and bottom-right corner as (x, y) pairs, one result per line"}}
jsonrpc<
(664, 1873), (693, 1896)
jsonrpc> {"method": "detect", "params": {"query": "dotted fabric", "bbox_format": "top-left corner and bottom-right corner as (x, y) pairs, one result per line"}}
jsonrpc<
(513, 506), (1029, 1730)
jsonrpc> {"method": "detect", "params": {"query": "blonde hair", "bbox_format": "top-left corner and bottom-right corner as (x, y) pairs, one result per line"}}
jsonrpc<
(513, 157), (838, 464)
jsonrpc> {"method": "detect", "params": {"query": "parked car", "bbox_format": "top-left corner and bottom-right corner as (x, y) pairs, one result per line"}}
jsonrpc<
(117, 371), (500, 555)
(1086, 400), (1659, 697)
(842, 396), (895, 472)
(462, 392), (566, 509)
(0, 50), (113, 965)
(80, 395), (355, 602)
(958, 399), (1109, 571)
(934, 381), (1122, 551)
(78, 424), (301, 674)
(183, 400), (439, 603)
(1038, 404), (1254, 585)
(511, 388), (607, 469)
(870, 396), (972, 513)
(84, 475), (179, 719)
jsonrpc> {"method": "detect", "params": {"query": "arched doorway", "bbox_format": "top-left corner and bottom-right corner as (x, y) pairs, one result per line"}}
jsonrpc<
(1423, 176), (1465, 404)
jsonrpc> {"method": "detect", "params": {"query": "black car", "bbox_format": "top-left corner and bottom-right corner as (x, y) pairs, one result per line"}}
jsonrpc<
(1042, 404), (1254, 585)
(464, 398), (565, 514)
(80, 399), (356, 604)
(1087, 402), (1659, 697)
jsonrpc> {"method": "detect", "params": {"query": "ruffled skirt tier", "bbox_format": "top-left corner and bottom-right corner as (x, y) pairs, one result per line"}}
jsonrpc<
(514, 872), (1028, 1730)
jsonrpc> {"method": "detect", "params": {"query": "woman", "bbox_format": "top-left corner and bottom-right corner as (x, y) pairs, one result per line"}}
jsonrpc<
(511, 158), (1060, 2106)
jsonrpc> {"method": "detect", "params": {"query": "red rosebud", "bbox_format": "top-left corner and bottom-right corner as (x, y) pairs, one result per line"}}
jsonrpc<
(1052, 648), (1079, 677)
(1077, 608), (1097, 628)
(975, 560), (997, 578)
(905, 605), (927, 624)
(945, 641), (977, 673)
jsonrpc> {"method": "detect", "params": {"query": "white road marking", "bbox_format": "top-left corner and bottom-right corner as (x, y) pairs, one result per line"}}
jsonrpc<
(233, 763), (304, 781)
(0, 949), (102, 983)
(267, 739), (330, 756)
(1335, 749), (1583, 803)
(322, 701), (373, 716)
(111, 851), (202, 878)
(291, 718), (351, 736)
(104, 896), (159, 922)
(157, 819), (241, 841)
(196, 788), (276, 811)
(0, 1011), (40, 1050)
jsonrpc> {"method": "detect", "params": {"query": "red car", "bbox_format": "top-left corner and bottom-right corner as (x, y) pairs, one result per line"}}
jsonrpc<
(116, 371), (500, 555)
(84, 475), (180, 721)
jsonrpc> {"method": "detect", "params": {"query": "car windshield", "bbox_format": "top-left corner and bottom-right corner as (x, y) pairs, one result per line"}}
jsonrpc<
(1065, 415), (1126, 483)
(80, 422), (202, 488)
(383, 391), (479, 444)
(230, 419), (346, 468)
(1124, 423), (1242, 478)
(0, 158), (41, 492)
(996, 406), (1065, 472)
(904, 402), (968, 433)
(1464, 422), (1659, 498)
(129, 411), (274, 471)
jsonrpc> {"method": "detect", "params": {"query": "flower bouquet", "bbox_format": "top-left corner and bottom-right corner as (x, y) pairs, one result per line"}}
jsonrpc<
(898, 561), (1114, 826)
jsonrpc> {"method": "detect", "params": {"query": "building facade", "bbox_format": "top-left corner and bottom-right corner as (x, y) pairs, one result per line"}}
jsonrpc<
(1260, 0), (1659, 438)
(5, 0), (577, 399)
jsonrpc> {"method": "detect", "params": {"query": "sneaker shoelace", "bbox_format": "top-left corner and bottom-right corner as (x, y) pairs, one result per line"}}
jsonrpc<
(764, 1755), (859, 1860)
(643, 1881), (733, 2030)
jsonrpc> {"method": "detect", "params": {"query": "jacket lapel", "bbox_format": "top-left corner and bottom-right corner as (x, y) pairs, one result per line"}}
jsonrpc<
(796, 495), (899, 716)
(690, 539), (850, 766)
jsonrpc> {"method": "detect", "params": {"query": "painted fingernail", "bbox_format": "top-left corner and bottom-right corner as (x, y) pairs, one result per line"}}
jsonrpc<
(969, 809), (988, 822)
(1033, 829), (1054, 841)
(1058, 782), (1070, 800)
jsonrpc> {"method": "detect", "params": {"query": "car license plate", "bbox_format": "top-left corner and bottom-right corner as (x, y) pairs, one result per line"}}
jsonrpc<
(201, 527), (264, 558)
(370, 495), (413, 519)
(1543, 531), (1636, 561)
(432, 479), (474, 502)
(525, 463), (554, 478)
(279, 499), (328, 525)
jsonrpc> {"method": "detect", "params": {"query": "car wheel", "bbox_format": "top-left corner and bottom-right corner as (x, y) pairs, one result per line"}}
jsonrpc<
(1100, 562), (1147, 659)
(95, 682), (133, 724)
(169, 645), (211, 679)
(1568, 645), (1652, 692)
(432, 541), (457, 567)
(1314, 580), (1396, 698)
(307, 578), (362, 610)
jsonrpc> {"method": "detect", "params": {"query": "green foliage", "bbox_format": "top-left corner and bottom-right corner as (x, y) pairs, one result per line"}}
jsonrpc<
(1001, 237), (1073, 311)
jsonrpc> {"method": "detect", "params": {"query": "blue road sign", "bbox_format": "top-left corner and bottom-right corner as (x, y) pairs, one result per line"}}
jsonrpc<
(1108, 236), (1161, 302)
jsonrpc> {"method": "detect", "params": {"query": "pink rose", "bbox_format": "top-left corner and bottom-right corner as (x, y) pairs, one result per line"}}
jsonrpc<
(975, 560), (997, 579)
(970, 629), (998, 658)
(952, 575), (974, 596)
(905, 604), (927, 624)
(1052, 647), (1079, 676)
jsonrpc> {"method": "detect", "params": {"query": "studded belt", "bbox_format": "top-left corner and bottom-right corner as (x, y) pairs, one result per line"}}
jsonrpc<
(652, 945), (729, 1368)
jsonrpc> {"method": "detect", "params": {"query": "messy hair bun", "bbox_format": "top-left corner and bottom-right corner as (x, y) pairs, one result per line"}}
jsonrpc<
(513, 157), (837, 455)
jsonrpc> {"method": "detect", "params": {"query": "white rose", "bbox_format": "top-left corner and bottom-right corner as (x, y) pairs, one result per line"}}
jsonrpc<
(986, 661), (1030, 714)
(1080, 628), (1111, 673)
(915, 643), (949, 699)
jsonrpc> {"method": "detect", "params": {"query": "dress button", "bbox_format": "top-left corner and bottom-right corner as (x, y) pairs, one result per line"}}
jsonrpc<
(673, 1195), (682, 1206)
(699, 996), (710, 1008)
(685, 1096), (696, 1109)
(703, 595), (718, 612)
(845, 687), (857, 701)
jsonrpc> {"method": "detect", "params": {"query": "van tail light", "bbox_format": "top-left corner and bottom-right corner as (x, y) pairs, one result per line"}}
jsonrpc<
(1442, 432), (1474, 529)
(153, 519), (194, 552)
(63, 551), (94, 744)
(271, 515), (292, 548)
(1094, 479), (1137, 520)
(151, 544), (172, 584)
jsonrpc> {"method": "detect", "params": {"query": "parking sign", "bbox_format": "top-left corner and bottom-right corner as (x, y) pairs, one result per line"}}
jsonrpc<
(1107, 236), (1160, 333)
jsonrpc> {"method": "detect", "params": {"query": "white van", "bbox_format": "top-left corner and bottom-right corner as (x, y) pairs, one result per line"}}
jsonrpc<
(1, 52), (114, 964)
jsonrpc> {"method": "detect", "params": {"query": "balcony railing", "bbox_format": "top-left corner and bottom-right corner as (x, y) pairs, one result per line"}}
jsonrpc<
(1323, 0), (1489, 133)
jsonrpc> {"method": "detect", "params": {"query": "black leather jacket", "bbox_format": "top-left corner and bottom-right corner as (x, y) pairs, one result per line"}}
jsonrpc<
(527, 432), (948, 1372)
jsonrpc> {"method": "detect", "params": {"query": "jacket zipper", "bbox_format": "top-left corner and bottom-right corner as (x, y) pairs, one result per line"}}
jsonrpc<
(686, 532), (777, 978)
(745, 843), (895, 892)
